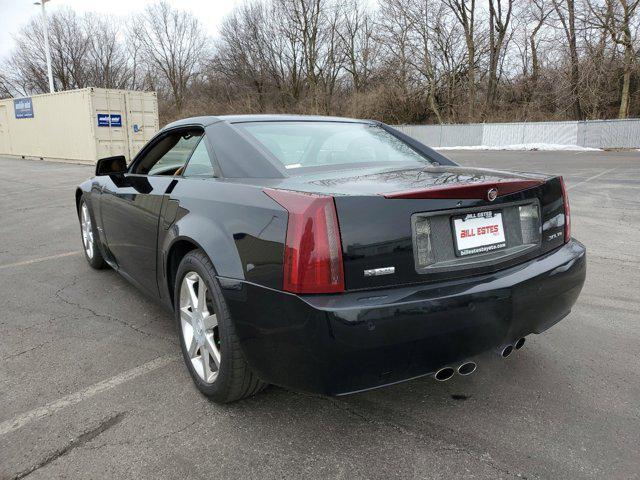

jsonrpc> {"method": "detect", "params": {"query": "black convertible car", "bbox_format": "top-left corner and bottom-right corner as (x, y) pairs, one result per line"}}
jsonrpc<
(76, 115), (586, 402)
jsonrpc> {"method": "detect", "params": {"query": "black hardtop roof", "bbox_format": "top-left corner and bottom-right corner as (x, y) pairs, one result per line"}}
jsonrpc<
(162, 114), (375, 130)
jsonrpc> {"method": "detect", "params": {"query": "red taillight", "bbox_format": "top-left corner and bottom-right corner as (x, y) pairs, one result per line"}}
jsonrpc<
(559, 176), (571, 243)
(264, 189), (345, 294)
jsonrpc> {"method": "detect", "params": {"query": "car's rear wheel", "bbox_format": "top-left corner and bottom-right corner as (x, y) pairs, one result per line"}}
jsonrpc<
(175, 249), (267, 402)
(79, 197), (106, 269)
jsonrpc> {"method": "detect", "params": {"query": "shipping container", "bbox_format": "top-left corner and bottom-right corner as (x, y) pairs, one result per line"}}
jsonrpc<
(0, 87), (159, 164)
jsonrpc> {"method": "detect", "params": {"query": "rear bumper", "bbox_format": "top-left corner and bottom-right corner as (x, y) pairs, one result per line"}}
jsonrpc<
(219, 240), (586, 395)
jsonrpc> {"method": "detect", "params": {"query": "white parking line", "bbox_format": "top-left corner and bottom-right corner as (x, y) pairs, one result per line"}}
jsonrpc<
(0, 354), (180, 436)
(567, 168), (616, 190)
(0, 252), (80, 270)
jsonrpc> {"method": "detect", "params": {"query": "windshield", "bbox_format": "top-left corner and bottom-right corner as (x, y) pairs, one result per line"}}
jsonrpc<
(235, 122), (433, 170)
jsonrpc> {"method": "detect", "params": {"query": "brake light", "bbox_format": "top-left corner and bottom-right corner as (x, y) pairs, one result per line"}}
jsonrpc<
(559, 176), (571, 243)
(384, 179), (543, 200)
(264, 189), (345, 294)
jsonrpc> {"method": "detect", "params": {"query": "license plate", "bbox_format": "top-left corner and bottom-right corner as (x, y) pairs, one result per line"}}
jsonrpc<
(452, 211), (506, 256)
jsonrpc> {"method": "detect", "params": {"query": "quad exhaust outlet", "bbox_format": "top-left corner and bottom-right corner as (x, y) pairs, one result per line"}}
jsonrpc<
(498, 337), (527, 357)
(434, 361), (478, 381)
(500, 345), (514, 357)
(434, 337), (527, 382)
(457, 361), (477, 376)
(434, 367), (455, 381)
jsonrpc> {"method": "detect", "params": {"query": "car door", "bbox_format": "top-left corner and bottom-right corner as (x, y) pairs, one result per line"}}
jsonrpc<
(99, 128), (203, 295)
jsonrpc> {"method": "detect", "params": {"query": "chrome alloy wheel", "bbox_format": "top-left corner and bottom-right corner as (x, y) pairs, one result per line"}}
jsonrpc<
(179, 272), (221, 383)
(81, 202), (94, 259)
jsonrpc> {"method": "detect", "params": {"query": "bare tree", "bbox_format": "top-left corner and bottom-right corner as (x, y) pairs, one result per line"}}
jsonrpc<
(444, 0), (477, 119)
(553, 0), (584, 119)
(131, 1), (207, 111)
(588, 0), (640, 118)
(528, 0), (553, 90)
(7, 8), (90, 93)
(5, 8), (135, 94)
(124, 24), (145, 91)
(486, 0), (514, 110)
(0, 72), (15, 98)
(398, 0), (444, 123)
(338, 0), (377, 93)
(2, 0), (638, 123)
(277, 0), (337, 111)
(376, 0), (416, 122)
(48, 8), (91, 90)
(216, 3), (271, 111)
(84, 14), (131, 89)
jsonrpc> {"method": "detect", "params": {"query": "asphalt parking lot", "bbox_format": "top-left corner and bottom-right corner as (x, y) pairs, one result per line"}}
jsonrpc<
(1, 150), (639, 479)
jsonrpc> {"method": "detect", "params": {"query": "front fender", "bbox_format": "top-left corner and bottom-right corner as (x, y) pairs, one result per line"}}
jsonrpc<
(76, 177), (113, 265)
(75, 179), (93, 213)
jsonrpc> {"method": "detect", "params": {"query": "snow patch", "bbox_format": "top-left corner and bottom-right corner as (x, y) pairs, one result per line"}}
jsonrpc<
(436, 143), (601, 152)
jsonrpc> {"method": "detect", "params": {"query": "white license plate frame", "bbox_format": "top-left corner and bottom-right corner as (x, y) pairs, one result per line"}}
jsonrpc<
(452, 210), (507, 257)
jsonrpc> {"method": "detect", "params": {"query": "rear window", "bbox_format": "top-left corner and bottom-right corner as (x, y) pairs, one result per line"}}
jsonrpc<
(235, 122), (432, 170)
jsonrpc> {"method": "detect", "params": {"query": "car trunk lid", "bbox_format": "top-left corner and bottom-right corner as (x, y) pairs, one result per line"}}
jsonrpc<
(257, 164), (567, 292)
(319, 166), (566, 291)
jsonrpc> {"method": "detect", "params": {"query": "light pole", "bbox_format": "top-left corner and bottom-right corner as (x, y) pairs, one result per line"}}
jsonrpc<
(34, 0), (54, 93)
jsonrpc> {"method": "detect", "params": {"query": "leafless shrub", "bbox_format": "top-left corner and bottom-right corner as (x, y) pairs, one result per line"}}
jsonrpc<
(2, 0), (639, 124)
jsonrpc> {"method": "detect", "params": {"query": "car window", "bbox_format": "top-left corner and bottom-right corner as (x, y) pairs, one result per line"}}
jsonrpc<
(183, 139), (215, 177)
(248, 132), (311, 167)
(132, 130), (202, 175)
(235, 122), (431, 170)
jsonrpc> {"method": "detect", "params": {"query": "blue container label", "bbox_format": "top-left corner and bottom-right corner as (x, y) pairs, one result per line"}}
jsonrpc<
(14, 98), (34, 119)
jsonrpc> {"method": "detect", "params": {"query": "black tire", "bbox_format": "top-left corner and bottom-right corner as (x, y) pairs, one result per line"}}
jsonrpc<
(174, 249), (267, 403)
(79, 196), (106, 269)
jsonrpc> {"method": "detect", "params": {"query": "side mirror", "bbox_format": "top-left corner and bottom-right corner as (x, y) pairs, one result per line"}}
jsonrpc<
(96, 155), (127, 176)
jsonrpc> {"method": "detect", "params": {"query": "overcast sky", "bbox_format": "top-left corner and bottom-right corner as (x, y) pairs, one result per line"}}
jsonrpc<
(0, 0), (241, 60)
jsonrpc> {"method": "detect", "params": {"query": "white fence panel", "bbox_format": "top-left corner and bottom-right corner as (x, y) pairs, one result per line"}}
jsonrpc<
(396, 119), (640, 149)
(441, 124), (483, 146)
(580, 119), (640, 149)
(579, 122), (603, 149)
(397, 125), (441, 146)
(522, 122), (578, 145)
(482, 123), (524, 146)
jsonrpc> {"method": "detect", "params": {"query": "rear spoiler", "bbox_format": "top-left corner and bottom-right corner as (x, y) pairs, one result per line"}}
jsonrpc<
(384, 179), (544, 201)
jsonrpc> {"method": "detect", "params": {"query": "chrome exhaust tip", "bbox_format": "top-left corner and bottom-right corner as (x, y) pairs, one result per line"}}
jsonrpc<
(434, 367), (455, 382)
(501, 345), (514, 358)
(457, 362), (477, 376)
(515, 337), (526, 350)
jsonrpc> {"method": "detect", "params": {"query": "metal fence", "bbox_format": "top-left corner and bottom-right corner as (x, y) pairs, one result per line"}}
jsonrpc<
(395, 118), (640, 149)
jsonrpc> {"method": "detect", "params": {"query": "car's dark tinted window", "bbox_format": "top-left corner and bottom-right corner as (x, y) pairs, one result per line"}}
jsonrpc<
(206, 122), (284, 178)
(183, 139), (215, 177)
(132, 129), (202, 175)
(235, 122), (431, 170)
